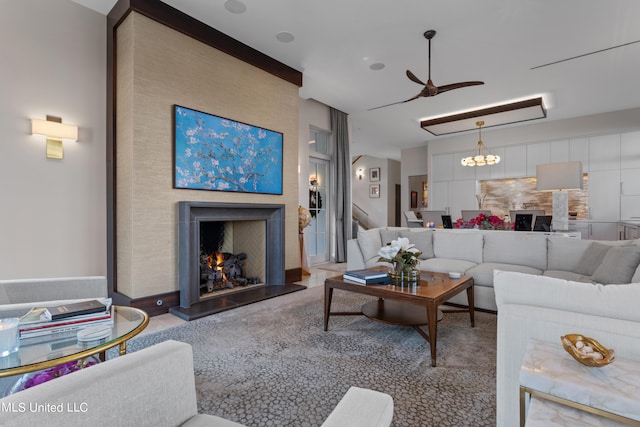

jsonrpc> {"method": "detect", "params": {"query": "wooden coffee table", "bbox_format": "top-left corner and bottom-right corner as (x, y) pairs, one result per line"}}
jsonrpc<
(324, 269), (474, 367)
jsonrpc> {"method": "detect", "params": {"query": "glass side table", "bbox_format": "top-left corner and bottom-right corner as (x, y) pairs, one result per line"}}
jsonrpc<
(0, 306), (149, 379)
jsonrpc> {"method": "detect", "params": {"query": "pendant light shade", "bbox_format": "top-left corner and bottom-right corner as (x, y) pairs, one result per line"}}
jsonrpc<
(461, 121), (500, 167)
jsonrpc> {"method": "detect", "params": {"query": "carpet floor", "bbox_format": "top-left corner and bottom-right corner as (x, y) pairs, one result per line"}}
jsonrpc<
(127, 285), (497, 426)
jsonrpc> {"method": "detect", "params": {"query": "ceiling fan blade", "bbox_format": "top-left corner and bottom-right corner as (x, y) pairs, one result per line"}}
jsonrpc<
(406, 70), (425, 86)
(436, 81), (484, 94)
(367, 93), (422, 111)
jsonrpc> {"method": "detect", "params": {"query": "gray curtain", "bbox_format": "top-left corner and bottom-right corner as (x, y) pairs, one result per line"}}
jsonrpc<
(330, 107), (351, 262)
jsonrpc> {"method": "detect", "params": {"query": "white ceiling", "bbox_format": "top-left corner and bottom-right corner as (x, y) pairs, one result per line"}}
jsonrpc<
(75, 0), (640, 160)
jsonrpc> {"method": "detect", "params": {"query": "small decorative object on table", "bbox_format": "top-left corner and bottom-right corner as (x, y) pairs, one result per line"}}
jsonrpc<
(561, 334), (615, 367)
(378, 237), (421, 286)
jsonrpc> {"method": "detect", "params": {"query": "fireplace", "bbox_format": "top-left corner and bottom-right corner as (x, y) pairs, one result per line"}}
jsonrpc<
(170, 201), (304, 320)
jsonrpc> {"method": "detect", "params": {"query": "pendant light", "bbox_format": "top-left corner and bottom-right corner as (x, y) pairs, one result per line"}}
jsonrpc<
(461, 121), (500, 167)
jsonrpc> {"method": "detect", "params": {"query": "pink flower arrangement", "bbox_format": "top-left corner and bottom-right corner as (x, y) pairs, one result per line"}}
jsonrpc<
(455, 213), (513, 230)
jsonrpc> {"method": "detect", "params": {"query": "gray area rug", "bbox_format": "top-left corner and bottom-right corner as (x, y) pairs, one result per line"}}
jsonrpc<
(127, 286), (497, 426)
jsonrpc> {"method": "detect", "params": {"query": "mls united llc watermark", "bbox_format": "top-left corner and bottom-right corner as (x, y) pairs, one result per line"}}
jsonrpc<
(1, 401), (88, 413)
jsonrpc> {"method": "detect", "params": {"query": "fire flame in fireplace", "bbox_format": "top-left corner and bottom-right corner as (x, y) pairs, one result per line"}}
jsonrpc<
(205, 252), (227, 280)
(215, 252), (225, 279)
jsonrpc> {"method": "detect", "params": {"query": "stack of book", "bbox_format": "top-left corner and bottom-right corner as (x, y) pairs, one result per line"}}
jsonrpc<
(343, 269), (391, 285)
(19, 299), (114, 340)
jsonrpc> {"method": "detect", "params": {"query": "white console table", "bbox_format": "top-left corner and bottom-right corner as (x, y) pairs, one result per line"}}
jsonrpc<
(520, 339), (640, 426)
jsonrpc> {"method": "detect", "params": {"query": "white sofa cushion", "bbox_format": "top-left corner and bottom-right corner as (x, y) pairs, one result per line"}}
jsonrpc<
(542, 270), (593, 283)
(433, 230), (483, 264)
(357, 229), (382, 264)
(379, 228), (404, 246)
(572, 242), (611, 276)
(399, 229), (434, 259)
(466, 263), (542, 287)
(419, 258), (476, 274)
(591, 245), (640, 284)
(483, 232), (547, 270)
(546, 238), (592, 271)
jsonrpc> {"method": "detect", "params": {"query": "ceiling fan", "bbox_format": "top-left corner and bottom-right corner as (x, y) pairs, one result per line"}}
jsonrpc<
(369, 30), (484, 111)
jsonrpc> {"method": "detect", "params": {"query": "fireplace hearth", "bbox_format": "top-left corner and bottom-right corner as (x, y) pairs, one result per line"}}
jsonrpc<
(170, 201), (305, 320)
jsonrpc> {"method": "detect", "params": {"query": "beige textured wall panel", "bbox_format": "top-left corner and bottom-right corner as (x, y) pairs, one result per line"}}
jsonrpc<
(116, 16), (135, 297)
(116, 13), (299, 298)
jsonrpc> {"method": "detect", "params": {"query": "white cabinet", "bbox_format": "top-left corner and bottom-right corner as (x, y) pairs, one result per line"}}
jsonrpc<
(588, 223), (619, 240)
(588, 170), (620, 220)
(504, 145), (527, 178)
(621, 196), (640, 221)
(526, 142), (550, 177)
(567, 221), (589, 239)
(589, 134), (620, 171)
(430, 181), (449, 211)
(568, 221), (620, 240)
(474, 146), (505, 180)
(432, 153), (453, 181)
(620, 131), (640, 169)
(453, 155), (476, 181)
(569, 138), (589, 171)
(620, 169), (640, 220)
(549, 140), (569, 164)
(449, 180), (477, 220)
(621, 169), (640, 195)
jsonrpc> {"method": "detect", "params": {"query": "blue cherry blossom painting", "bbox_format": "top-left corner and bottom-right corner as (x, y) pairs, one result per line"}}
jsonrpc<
(174, 105), (283, 195)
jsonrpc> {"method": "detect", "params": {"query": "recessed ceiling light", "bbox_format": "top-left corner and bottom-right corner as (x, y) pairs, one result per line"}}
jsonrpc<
(224, 0), (247, 14)
(276, 31), (295, 43)
(369, 63), (385, 71)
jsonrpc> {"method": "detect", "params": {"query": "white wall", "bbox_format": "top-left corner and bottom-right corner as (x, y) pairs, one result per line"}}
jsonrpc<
(0, 0), (106, 279)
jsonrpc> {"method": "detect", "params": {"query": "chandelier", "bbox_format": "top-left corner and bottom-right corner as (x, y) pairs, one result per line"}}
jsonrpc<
(461, 121), (501, 167)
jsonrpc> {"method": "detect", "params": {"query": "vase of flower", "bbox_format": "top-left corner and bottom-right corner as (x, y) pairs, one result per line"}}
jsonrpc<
(378, 237), (422, 287)
(388, 263), (420, 287)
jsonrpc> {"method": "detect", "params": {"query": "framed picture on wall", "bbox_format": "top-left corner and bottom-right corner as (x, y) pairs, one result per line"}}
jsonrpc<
(410, 191), (418, 208)
(369, 167), (380, 182)
(369, 184), (380, 198)
(173, 105), (283, 194)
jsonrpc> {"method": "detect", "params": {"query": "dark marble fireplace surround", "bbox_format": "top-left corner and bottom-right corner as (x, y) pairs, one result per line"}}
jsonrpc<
(169, 201), (305, 320)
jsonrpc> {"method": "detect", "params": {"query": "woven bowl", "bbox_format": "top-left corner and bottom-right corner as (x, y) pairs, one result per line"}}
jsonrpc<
(561, 334), (615, 367)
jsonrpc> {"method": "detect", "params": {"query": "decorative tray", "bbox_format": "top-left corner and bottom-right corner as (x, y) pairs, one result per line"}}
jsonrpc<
(561, 334), (615, 367)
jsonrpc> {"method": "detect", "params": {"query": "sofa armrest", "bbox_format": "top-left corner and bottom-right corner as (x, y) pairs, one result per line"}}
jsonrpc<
(321, 386), (394, 427)
(0, 340), (199, 426)
(346, 239), (366, 270)
(0, 276), (108, 305)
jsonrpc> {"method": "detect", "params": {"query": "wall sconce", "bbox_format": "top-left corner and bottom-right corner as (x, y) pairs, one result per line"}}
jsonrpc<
(356, 168), (364, 180)
(31, 115), (78, 160)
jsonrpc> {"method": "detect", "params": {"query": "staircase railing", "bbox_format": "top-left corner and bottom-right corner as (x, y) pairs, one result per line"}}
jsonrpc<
(352, 203), (369, 230)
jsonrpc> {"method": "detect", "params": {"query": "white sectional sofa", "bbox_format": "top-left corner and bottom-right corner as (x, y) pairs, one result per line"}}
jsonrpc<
(494, 271), (640, 427)
(347, 227), (640, 311)
(0, 340), (394, 427)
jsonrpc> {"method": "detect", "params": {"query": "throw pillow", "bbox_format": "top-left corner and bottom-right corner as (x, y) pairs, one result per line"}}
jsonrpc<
(379, 229), (402, 246)
(591, 246), (640, 284)
(399, 229), (434, 259)
(356, 229), (382, 262)
(573, 242), (611, 276)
